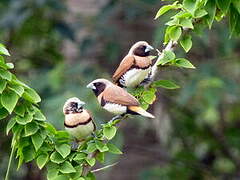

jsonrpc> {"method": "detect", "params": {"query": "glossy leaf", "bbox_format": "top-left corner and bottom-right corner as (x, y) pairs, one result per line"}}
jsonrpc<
(175, 58), (196, 69)
(0, 69), (12, 81)
(0, 44), (10, 56)
(56, 144), (71, 158)
(157, 50), (176, 65)
(24, 122), (39, 136)
(169, 26), (182, 41)
(31, 132), (44, 151)
(153, 80), (180, 89)
(37, 153), (49, 169)
(103, 126), (117, 140)
(22, 88), (41, 104)
(107, 143), (123, 154)
(0, 79), (7, 93)
(16, 114), (33, 125)
(86, 158), (96, 167)
(180, 35), (192, 52)
(50, 152), (65, 164)
(8, 84), (24, 97)
(59, 161), (76, 173)
(1, 89), (19, 113)
(155, 2), (179, 19)
(6, 117), (16, 135)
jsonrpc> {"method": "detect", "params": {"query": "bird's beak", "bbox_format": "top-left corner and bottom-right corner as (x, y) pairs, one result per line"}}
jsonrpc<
(145, 45), (154, 53)
(78, 101), (85, 106)
(86, 83), (96, 90)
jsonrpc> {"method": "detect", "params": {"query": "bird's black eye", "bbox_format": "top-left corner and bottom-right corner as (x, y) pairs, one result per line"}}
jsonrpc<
(71, 102), (78, 108)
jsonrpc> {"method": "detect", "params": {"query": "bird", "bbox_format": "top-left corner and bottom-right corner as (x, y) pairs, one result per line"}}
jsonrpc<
(86, 79), (155, 119)
(63, 97), (96, 141)
(112, 41), (155, 88)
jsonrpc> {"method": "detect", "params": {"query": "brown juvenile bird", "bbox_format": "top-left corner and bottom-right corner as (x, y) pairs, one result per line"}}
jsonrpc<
(112, 41), (154, 88)
(87, 79), (155, 118)
(63, 97), (96, 141)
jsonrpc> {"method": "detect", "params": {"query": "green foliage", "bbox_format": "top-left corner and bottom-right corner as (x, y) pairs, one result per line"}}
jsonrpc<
(1, 47), (123, 180)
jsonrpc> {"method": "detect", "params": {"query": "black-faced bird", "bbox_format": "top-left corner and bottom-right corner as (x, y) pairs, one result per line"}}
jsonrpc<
(87, 79), (155, 118)
(63, 97), (96, 141)
(112, 41), (155, 88)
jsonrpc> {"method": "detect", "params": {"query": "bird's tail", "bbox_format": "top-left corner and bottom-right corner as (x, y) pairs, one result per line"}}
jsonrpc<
(128, 106), (155, 118)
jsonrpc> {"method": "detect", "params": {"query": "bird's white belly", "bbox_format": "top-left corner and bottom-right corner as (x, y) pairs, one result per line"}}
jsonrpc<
(122, 67), (151, 87)
(103, 103), (127, 115)
(65, 121), (94, 140)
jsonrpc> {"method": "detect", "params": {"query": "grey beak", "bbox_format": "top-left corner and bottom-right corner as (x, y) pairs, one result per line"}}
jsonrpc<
(145, 45), (154, 53)
(86, 83), (96, 90)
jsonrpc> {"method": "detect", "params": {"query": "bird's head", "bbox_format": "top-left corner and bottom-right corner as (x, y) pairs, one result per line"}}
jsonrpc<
(63, 97), (85, 114)
(86, 78), (111, 96)
(128, 41), (154, 57)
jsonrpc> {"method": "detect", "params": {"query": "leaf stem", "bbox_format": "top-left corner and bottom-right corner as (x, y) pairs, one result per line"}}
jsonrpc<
(5, 140), (16, 180)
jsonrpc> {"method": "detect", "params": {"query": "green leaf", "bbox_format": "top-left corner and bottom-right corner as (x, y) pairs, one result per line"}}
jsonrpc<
(216, 0), (231, 14)
(143, 90), (156, 104)
(169, 26), (182, 41)
(34, 109), (46, 121)
(6, 63), (14, 69)
(153, 80), (180, 89)
(0, 69), (12, 81)
(86, 172), (96, 180)
(86, 158), (96, 167)
(95, 140), (109, 152)
(22, 88), (41, 104)
(107, 143), (123, 154)
(103, 126), (117, 140)
(16, 113), (33, 125)
(0, 79), (7, 93)
(47, 163), (59, 180)
(165, 18), (179, 26)
(45, 123), (57, 135)
(157, 50), (176, 65)
(205, 0), (216, 28)
(0, 44), (10, 56)
(96, 152), (105, 163)
(180, 35), (192, 52)
(14, 104), (26, 117)
(56, 144), (71, 158)
(73, 153), (87, 161)
(194, 9), (208, 18)
(24, 122), (39, 136)
(233, 0), (240, 14)
(59, 161), (76, 173)
(155, 2), (179, 19)
(8, 84), (24, 96)
(86, 143), (97, 153)
(6, 117), (16, 135)
(37, 153), (49, 169)
(0, 107), (8, 120)
(31, 132), (44, 151)
(23, 145), (36, 162)
(175, 58), (196, 69)
(1, 89), (19, 113)
(50, 152), (65, 164)
(179, 18), (193, 29)
(183, 0), (197, 15)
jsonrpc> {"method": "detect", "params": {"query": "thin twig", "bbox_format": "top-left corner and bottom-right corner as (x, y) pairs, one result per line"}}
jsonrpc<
(5, 140), (16, 180)
(91, 162), (119, 173)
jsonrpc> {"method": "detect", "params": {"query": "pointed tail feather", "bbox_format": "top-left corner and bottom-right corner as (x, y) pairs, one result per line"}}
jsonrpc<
(128, 106), (155, 118)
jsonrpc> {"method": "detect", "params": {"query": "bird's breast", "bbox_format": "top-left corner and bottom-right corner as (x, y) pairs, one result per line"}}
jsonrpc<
(120, 67), (151, 87)
(103, 103), (127, 115)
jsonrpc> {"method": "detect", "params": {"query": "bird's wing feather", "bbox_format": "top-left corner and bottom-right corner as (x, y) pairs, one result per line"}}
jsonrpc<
(112, 55), (135, 82)
(103, 86), (140, 106)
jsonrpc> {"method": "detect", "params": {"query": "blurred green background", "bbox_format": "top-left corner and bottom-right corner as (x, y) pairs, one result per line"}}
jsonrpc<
(1, 0), (240, 179)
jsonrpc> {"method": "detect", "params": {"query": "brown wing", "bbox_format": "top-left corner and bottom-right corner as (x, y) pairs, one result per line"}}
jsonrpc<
(102, 85), (140, 106)
(134, 56), (152, 68)
(112, 55), (135, 82)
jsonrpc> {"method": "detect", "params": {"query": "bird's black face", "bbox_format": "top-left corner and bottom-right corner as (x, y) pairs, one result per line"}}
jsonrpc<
(93, 82), (106, 96)
(66, 102), (83, 114)
(133, 45), (149, 57)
